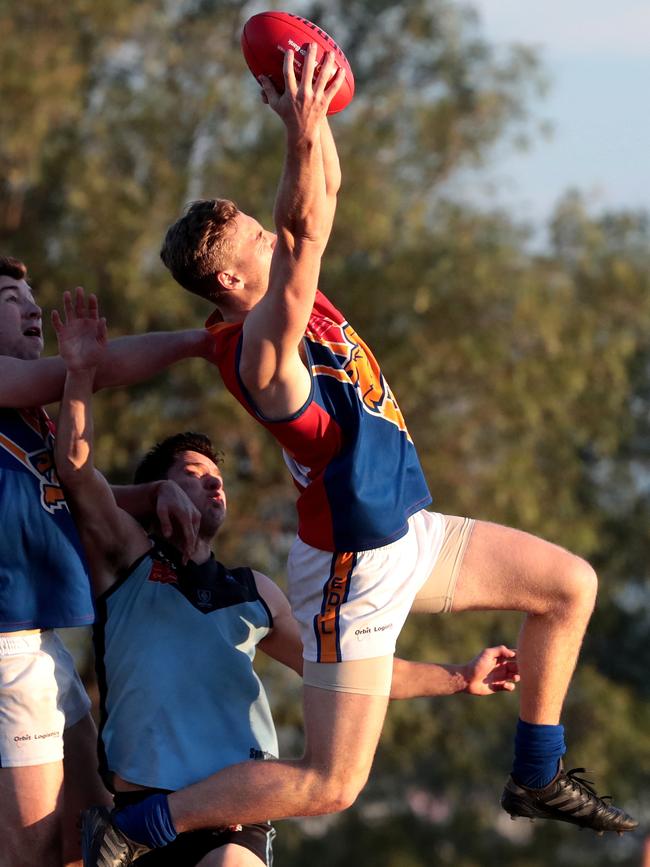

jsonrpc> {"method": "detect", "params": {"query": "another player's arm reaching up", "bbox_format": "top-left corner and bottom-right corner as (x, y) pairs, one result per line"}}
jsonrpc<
(239, 45), (345, 418)
(52, 290), (151, 596)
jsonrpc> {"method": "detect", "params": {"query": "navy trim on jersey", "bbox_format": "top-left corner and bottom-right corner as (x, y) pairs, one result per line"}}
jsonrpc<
(234, 331), (315, 425)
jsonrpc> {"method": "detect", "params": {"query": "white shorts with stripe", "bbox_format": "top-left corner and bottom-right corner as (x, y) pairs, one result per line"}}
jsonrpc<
(288, 510), (473, 664)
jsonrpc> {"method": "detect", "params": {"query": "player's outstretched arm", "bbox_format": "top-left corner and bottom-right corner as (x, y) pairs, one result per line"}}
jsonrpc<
(239, 45), (345, 417)
(0, 304), (214, 410)
(389, 646), (520, 700)
(53, 288), (151, 596)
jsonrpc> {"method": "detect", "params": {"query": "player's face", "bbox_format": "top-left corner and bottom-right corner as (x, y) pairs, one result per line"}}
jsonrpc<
(229, 211), (277, 294)
(167, 450), (227, 538)
(0, 276), (43, 359)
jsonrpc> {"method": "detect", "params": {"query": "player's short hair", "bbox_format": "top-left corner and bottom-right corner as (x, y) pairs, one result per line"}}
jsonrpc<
(160, 199), (239, 300)
(0, 256), (27, 280)
(134, 432), (222, 484)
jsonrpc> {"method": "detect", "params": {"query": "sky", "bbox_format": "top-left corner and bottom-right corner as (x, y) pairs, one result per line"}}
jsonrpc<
(466, 0), (650, 229)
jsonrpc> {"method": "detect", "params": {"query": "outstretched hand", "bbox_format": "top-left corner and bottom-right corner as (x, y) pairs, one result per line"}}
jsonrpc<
(463, 645), (520, 696)
(258, 43), (346, 128)
(52, 287), (107, 372)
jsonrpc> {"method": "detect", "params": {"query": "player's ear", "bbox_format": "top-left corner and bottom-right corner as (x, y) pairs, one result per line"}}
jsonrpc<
(216, 270), (241, 292)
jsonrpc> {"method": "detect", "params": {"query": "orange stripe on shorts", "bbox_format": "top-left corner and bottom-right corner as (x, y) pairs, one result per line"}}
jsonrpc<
(314, 552), (355, 663)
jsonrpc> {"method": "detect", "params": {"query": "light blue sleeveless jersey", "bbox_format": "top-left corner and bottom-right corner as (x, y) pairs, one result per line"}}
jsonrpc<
(94, 540), (279, 791)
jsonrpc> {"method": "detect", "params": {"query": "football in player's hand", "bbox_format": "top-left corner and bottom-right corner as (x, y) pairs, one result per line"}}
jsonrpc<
(241, 11), (355, 114)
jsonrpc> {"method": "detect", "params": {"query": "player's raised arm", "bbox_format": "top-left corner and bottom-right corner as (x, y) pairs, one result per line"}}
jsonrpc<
(52, 288), (151, 595)
(238, 46), (345, 412)
(320, 117), (342, 242)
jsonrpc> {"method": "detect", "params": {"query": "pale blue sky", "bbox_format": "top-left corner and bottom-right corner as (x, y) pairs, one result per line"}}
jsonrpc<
(466, 0), (650, 227)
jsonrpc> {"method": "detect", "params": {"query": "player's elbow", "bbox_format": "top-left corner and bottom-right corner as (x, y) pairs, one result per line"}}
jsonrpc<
(307, 776), (365, 815)
(56, 449), (91, 489)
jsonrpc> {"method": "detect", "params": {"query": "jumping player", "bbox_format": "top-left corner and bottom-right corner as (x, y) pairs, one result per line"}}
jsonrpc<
(51, 289), (520, 867)
(84, 42), (636, 866)
(0, 257), (215, 867)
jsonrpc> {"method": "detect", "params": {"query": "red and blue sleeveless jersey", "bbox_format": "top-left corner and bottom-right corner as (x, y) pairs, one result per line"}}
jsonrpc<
(207, 291), (431, 552)
(0, 407), (94, 631)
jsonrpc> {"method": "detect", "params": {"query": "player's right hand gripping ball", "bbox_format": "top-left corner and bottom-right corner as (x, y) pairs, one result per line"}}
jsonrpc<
(241, 10), (355, 114)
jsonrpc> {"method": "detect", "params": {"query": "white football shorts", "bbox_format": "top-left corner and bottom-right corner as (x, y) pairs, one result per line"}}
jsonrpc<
(0, 629), (91, 767)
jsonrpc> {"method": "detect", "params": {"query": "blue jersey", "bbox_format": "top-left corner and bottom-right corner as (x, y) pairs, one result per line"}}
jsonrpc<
(208, 291), (432, 552)
(0, 407), (93, 631)
(94, 539), (279, 792)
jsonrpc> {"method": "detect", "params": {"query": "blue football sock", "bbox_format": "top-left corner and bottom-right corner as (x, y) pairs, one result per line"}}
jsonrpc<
(113, 793), (177, 849)
(511, 718), (566, 789)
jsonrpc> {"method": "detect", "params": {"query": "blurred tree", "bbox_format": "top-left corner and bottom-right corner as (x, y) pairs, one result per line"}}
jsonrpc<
(1, 1), (647, 864)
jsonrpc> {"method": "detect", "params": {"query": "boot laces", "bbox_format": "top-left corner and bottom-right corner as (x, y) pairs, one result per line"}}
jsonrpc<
(564, 768), (612, 807)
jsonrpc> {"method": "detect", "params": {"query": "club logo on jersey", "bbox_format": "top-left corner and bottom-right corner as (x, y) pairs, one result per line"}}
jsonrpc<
(308, 320), (410, 438)
(0, 434), (68, 514)
(148, 559), (178, 585)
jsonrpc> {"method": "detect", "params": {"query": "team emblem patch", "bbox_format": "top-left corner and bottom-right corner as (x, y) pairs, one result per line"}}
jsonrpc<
(0, 434), (68, 514)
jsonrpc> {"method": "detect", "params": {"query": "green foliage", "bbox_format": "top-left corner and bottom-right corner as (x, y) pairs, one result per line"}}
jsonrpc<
(1, 1), (648, 863)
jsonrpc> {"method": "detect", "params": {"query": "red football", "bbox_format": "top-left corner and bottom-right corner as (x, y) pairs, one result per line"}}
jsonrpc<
(241, 11), (355, 115)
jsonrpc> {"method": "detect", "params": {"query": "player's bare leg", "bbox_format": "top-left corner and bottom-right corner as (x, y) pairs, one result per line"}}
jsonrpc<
(82, 686), (389, 867)
(62, 713), (112, 866)
(0, 761), (64, 867)
(200, 843), (266, 866)
(447, 520), (636, 833)
(450, 521), (596, 724)
(171, 686), (389, 828)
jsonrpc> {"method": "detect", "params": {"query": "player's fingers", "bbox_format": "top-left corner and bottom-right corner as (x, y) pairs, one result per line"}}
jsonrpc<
(283, 48), (298, 94)
(322, 64), (346, 107)
(157, 505), (172, 538)
(298, 43), (318, 95)
(74, 286), (85, 318)
(51, 309), (62, 333)
(490, 644), (517, 659)
(63, 290), (74, 322)
(177, 506), (200, 561)
(88, 293), (99, 320)
(258, 74), (279, 106)
(313, 50), (337, 97)
(98, 317), (108, 343)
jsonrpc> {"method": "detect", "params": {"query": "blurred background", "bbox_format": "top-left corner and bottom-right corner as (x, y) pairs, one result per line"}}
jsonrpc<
(1, 0), (648, 863)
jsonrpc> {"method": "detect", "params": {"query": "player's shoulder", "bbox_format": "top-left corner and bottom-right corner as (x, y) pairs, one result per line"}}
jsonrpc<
(250, 570), (290, 616)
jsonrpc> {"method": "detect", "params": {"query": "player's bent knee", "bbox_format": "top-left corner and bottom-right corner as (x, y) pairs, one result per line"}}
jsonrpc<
(544, 554), (598, 619)
(565, 556), (598, 610)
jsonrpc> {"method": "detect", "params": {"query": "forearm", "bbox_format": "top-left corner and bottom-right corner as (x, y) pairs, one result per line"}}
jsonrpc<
(390, 658), (468, 700)
(55, 369), (97, 484)
(319, 119), (341, 241)
(94, 329), (213, 391)
(112, 481), (163, 519)
(320, 118), (341, 197)
(273, 124), (327, 245)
